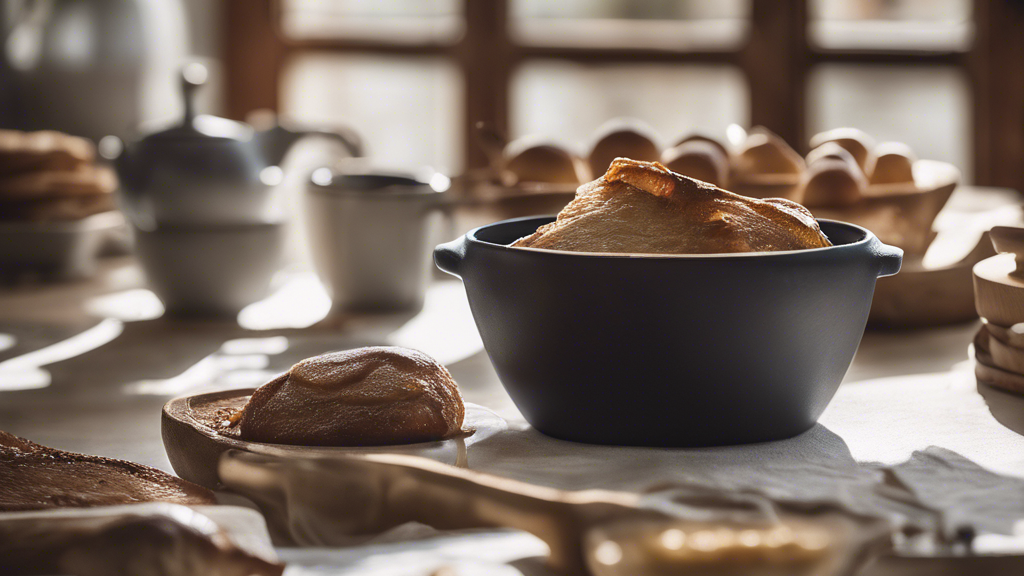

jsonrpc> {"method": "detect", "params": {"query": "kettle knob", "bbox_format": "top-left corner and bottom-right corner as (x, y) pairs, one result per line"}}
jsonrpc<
(98, 135), (124, 161)
(98, 135), (131, 182)
(180, 62), (208, 126)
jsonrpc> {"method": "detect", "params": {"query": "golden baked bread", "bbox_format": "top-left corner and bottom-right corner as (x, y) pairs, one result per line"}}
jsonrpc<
(0, 129), (94, 175)
(587, 119), (661, 178)
(808, 128), (875, 170)
(734, 131), (804, 179)
(661, 140), (729, 187)
(238, 347), (465, 446)
(504, 137), (584, 184)
(867, 142), (916, 186)
(801, 158), (866, 208)
(512, 158), (831, 254)
(0, 430), (215, 511)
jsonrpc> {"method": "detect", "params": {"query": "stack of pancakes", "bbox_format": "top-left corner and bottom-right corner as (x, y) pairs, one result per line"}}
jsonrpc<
(0, 130), (117, 222)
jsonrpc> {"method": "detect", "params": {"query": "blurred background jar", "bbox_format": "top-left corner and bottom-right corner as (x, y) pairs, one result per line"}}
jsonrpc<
(0, 0), (194, 141)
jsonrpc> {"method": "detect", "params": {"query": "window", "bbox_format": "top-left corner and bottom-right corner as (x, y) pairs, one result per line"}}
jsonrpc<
(225, 0), (1024, 190)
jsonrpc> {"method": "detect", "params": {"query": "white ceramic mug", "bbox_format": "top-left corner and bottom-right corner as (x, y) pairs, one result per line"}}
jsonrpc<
(134, 222), (285, 317)
(304, 169), (448, 313)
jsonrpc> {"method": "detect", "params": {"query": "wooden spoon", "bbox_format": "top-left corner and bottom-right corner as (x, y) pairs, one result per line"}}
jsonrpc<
(218, 450), (891, 575)
(161, 389), (505, 490)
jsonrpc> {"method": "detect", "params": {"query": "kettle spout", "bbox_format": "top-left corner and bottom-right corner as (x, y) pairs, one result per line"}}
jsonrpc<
(254, 125), (304, 167)
(251, 116), (363, 168)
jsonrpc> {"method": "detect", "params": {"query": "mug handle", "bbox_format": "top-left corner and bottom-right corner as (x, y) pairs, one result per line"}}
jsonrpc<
(434, 235), (468, 278)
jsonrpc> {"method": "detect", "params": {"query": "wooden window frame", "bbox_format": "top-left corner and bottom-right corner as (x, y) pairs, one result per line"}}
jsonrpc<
(224, 0), (1024, 191)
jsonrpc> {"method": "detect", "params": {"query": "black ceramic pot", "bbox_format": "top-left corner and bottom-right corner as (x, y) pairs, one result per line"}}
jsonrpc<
(435, 216), (902, 447)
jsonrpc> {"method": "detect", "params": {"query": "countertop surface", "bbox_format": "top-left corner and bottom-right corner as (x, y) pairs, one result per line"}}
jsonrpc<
(3, 188), (1024, 574)
(4, 260), (1021, 475)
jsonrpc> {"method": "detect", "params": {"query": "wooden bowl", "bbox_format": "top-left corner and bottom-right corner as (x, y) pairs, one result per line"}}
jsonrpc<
(868, 189), (1022, 329)
(448, 172), (577, 237)
(869, 231), (995, 328)
(974, 226), (1024, 328)
(161, 388), (507, 490)
(811, 160), (959, 258)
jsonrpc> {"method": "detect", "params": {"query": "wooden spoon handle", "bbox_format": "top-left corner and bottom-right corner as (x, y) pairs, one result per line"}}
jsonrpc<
(219, 450), (641, 573)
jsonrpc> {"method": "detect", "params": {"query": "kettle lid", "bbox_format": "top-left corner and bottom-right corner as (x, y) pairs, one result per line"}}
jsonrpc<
(139, 63), (253, 144)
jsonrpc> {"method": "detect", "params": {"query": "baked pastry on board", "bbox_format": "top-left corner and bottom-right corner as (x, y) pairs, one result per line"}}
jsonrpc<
(235, 346), (466, 447)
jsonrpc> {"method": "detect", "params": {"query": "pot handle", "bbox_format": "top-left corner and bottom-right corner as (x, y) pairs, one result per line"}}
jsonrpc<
(434, 235), (468, 278)
(872, 239), (904, 278)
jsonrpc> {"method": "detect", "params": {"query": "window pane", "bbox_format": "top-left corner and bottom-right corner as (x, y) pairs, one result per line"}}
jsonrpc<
(281, 54), (463, 173)
(511, 61), (748, 149)
(281, 0), (464, 43)
(511, 0), (750, 50)
(807, 64), (971, 180)
(809, 0), (972, 51)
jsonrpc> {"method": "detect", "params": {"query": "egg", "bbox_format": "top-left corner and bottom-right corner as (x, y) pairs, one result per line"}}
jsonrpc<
(587, 118), (661, 177)
(809, 128), (876, 171)
(661, 140), (729, 187)
(504, 137), (583, 185)
(801, 158), (866, 208)
(867, 142), (917, 186)
(674, 133), (730, 161)
(734, 129), (804, 179)
(806, 142), (860, 171)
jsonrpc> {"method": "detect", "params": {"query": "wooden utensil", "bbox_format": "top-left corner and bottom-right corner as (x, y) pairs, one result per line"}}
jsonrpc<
(983, 321), (1024, 349)
(218, 450), (892, 576)
(974, 324), (1024, 395)
(973, 236), (1024, 393)
(985, 329), (1024, 374)
(161, 389), (505, 489)
(974, 226), (1024, 327)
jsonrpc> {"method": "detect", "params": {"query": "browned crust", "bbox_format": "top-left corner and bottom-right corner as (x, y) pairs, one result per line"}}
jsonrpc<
(513, 158), (830, 254)
(0, 430), (216, 511)
(238, 347), (466, 447)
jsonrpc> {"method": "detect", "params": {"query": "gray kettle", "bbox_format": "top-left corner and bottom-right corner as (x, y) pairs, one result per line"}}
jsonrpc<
(109, 64), (361, 229)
